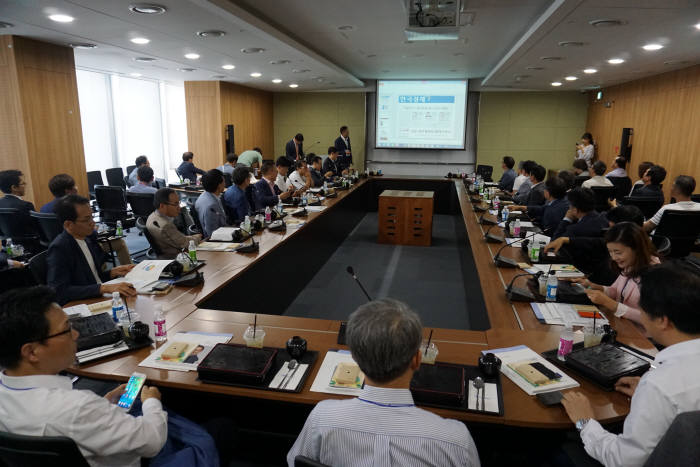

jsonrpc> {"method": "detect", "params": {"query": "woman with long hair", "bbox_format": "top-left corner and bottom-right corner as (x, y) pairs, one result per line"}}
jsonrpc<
(575, 132), (595, 168)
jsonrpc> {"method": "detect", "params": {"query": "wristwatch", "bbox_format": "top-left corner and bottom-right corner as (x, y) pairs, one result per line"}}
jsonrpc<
(576, 418), (591, 432)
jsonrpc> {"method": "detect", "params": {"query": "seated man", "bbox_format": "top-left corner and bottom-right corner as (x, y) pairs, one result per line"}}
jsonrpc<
(177, 152), (205, 184)
(512, 160), (535, 203)
(128, 166), (157, 194)
(629, 161), (654, 195)
(41, 173), (78, 213)
(146, 188), (202, 257)
(523, 164), (547, 206)
(582, 161), (613, 188)
(606, 156), (628, 179)
(275, 157), (293, 193)
(47, 195), (135, 305)
(0, 250), (24, 271)
(223, 167), (252, 224)
(509, 176), (569, 235)
(195, 169), (228, 238)
(0, 286), (168, 466)
(289, 160), (312, 192)
(218, 152), (238, 176)
(511, 161), (529, 193)
(322, 147), (347, 178)
(127, 155), (149, 187)
(557, 169), (576, 191)
(0, 169), (39, 237)
(644, 175), (700, 232)
(253, 161), (293, 211)
(552, 187), (609, 240)
(631, 164), (666, 204)
(562, 261), (700, 467)
(309, 155), (327, 188)
(498, 156), (516, 192)
(573, 159), (590, 177)
(288, 298), (480, 467)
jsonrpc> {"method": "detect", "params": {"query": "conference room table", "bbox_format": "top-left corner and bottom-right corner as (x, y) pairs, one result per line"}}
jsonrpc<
(68, 175), (654, 429)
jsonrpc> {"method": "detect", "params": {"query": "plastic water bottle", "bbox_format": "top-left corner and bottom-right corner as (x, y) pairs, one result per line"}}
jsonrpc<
(264, 206), (272, 222)
(118, 306), (131, 333)
(4, 238), (12, 256)
(513, 219), (521, 237)
(301, 194), (308, 207)
(111, 292), (124, 323)
(188, 240), (197, 263)
(277, 198), (283, 213)
(243, 215), (251, 232)
(557, 324), (574, 361)
(153, 305), (167, 343)
(546, 272), (558, 302)
(538, 273), (548, 296)
(116, 220), (123, 236)
(502, 208), (509, 223)
(530, 240), (541, 262)
(323, 180), (328, 190)
(494, 195), (500, 211)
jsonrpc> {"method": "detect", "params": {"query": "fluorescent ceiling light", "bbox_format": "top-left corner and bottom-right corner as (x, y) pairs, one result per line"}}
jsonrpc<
(565, 76), (578, 81)
(222, 64), (235, 70)
(129, 73), (142, 77)
(131, 37), (150, 44)
(404, 27), (459, 41)
(642, 43), (663, 51)
(48, 14), (74, 23)
(551, 82), (562, 87)
(608, 58), (625, 64)
(184, 53), (200, 59)
(272, 79), (282, 83)
(289, 84), (299, 88)
(583, 68), (597, 74)
(250, 72), (262, 77)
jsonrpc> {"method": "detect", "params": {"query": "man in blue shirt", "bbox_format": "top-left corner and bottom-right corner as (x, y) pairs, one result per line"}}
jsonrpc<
(127, 155), (149, 187)
(128, 166), (157, 194)
(498, 156), (517, 192)
(177, 152), (205, 184)
(510, 175), (569, 236)
(223, 167), (252, 224)
(41, 174), (78, 213)
(194, 169), (228, 238)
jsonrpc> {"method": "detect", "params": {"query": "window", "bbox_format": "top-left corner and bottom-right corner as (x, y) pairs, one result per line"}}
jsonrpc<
(76, 70), (115, 177)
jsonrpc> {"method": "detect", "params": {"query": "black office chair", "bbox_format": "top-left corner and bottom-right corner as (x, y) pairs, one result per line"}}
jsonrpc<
(621, 196), (664, 221)
(223, 172), (232, 188)
(0, 431), (89, 467)
(105, 167), (126, 188)
(94, 186), (135, 228)
(126, 192), (155, 218)
(137, 217), (163, 259)
(294, 455), (331, 467)
(126, 165), (136, 180)
(608, 176), (632, 202)
(691, 194), (700, 203)
(30, 211), (62, 244)
(0, 208), (41, 248)
(26, 250), (48, 285)
(653, 210), (700, 257)
(188, 203), (203, 234)
(123, 175), (131, 188)
(590, 186), (618, 212)
(245, 184), (256, 212)
(643, 411), (700, 467)
(154, 178), (167, 189)
(476, 164), (493, 182)
(650, 235), (672, 258)
(86, 171), (104, 198)
(574, 175), (590, 187)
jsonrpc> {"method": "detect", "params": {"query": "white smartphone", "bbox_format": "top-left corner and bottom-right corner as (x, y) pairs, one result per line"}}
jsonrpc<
(117, 372), (147, 410)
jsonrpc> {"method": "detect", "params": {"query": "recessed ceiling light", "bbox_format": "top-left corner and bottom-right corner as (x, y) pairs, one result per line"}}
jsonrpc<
(250, 72), (262, 77)
(642, 43), (663, 51)
(337, 25), (355, 31)
(129, 3), (166, 14)
(241, 47), (265, 54)
(178, 67), (196, 72)
(540, 56), (563, 61)
(583, 68), (597, 74)
(131, 37), (150, 45)
(222, 64), (235, 70)
(0, 21), (14, 28)
(551, 81), (562, 87)
(608, 58), (625, 64)
(526, 66), (544, 71)
(129, 72), (142, 77)
(558, 41), (585, 47)
(695, 23), (700, 30)
(272, 79), (282, 83)
(196, 30), (226, 38)
(211, 75), (226, 79)
(69, 43), (97, 49)
(589, 19), (626, 27)
(269, 59), (291, 65)
(292, 69), (310, 73)
(134, 57), (156, 62)
(565, 76), (578, 81)
(184, 53), (200, 60)
(289, 84), (299, 88)
(48, 14), (74, 23)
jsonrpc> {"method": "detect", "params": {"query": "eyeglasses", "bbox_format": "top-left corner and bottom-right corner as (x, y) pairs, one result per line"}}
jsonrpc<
(39, 322), (74, 341)
(165, 202), (180, 207)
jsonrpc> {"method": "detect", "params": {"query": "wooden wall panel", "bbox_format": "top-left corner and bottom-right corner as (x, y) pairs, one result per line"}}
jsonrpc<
(219, 82), (273, 160)
(586, 65), (700, 199)
(184, 81), (222, 172)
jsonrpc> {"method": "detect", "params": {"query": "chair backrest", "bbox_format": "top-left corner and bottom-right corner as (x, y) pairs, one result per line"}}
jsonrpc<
(138, 217), (164, 257)
(654, 209), (700, 257)
(650, 235), (672, 258)
(590, 186), (618, 212)
(126, 192), (155, 218)
(86, 171), (104, 196)
(295, 455), (331, 467)
(29, 211), (63, 244)
(608, 176), (632, 202)
(94, 185), (128, 224)
(188, 204), (203, 233)
(0, 431), (90, 467)
(154, 178), (167, 189)
(476, 165), (493, 182)
(643, 411), (700, 467)
(105, 167), (125, 188)
(223, 172), (232, 188)
(126, 165), (136, 177)
(27, 250), (48, 285)
(245, 184), (255, 211)
(574, 175), (590, 187)
(123, 175), (131, 188)
(0, 208), (39, 242)
(622, 196), (664, 220)
(691, 194), (700, 203)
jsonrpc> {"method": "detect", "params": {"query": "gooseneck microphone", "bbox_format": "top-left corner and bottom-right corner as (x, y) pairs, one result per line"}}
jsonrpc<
(483, 222), (504, 243)
(505, 270), (544, 302)
(346, 266), (372, 302)
(493, 232), (535, 268)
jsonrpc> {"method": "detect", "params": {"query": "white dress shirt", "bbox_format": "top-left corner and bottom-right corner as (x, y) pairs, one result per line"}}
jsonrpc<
(607, 168), (627, 178)
(288, 170), (308, 190)
(276, 172), (291, 192)
(75, 238), (102, 284)
(650, 201), (700, 226)
(580, 338), (700, 467)
(512, 174), (528, 192)
(287, 385), (480, 467)
(582, 175), (614, 188)
(576, 144), (594, 167)
(0, 373), (168, 467)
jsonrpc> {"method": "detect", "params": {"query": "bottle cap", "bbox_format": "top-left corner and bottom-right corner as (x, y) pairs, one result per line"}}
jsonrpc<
(112, 291), (120, 299)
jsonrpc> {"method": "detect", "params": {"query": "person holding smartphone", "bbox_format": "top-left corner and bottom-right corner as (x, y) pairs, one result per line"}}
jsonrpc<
(575, 132), (595, 168)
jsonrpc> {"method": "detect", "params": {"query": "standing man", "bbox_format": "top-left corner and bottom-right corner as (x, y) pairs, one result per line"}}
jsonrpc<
(195, 169), (228, 238)
(335, 126), (352, 171)
(127, 155), (149, 187)
(285, 133), (304, 165)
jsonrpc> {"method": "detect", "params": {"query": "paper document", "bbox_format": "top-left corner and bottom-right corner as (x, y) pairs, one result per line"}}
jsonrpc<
(467, 380), (499, 413)
(103, 260), (172, 293)
(526, 264), (584, 278)
(531, 303), (609, 326)
(138, 331), (233, 372)
(209, 227), (240, 242)
(197, 241), (241, 251)
(310, 350), (363, 396)
(305, 206), (327, 212)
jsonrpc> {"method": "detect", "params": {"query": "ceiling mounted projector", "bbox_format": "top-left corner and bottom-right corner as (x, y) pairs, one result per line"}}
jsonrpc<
(404, 0), (463, 41)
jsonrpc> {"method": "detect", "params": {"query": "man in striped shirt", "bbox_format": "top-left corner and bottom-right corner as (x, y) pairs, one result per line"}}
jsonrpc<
(287, 299), (480, 467)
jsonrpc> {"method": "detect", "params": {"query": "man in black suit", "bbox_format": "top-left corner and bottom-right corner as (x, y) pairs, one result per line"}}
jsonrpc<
(47, 195), (135, 305)
(177, 152), (205, 184)
(631, 164), (666, 205)
(0, 170), (39, 237)
(253, 161), (292, 211)
(524, 164), (547, 206)
(552, 187), (609, 240)
(322, 147), (348, 179)
(334, 126), (352, 171)
(285, 133), (304, 165)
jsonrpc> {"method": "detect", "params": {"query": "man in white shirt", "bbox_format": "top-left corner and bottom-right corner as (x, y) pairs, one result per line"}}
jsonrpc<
(288, 160), (312, 191)
(643, 175), (700, 232)
(582, 161), (614, 188)
(562, 261), (700, 467)
(0, 286), (167, 467)
(511, 161), (529, 193)
(287, 298), (480, 467)
(606, 156), (628, 179)
(275, 156), (293, 192)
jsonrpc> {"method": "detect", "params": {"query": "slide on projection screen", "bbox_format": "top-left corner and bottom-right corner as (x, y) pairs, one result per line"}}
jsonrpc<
(376, 80), (468, 150)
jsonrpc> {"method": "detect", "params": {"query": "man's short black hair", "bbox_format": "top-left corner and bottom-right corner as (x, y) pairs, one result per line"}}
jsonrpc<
(673, 175), (695, 197)
(295, 160), (307, 170)
(48, 173), (75, 198)
(201, 169), (224, 192)
(311, 156), (322, 165)
(567, 187), (596, 213)
(253, 147), (263, 156)
(614, 156), (627, 168)
(606, 205), (644, 226)
(305, 153), (316, 165)
(557, 170), (575, 190)
(55, 194), (90, 225)
(502, 156), (515, 169)
(328, 146), (338, 155)
(573, 159), (588, 172)
(544, 176), (567, 199)
(155, 187), (176, 209)
(182, 152), (194, 161)
(638, 161), (654, 180)
(592, 160), (607, 176)
(521, 160), (536, 175)
(531, 164), (546, 182)
(0, 286), (56, 369)
(226, 153), (238, 164)
(647, 165), (667, 185)
(232, 166), (250, 186)
(640, 261), (700, 334)
(294, 133), (304, 142)
(340, 125), (348, 133)
(135, 155), (148, 167)
(137, 166), (154, 183)
(0, 170), (22, 194)
(275, 156), (291, 168)
(261, 161), (276, 175)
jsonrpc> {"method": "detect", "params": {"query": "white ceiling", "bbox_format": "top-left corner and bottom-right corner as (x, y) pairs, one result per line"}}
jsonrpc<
(0, 0), (698, 92)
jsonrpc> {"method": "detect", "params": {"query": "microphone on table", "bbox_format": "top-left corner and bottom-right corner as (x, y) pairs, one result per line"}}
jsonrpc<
(493, 232), (535, 268)
(346, 266), (372, 302)
(483, 222), (504, 243)
(305, 140), (322, 154)
(505, 270), (544, 302)
(479, 212), (498, 226)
